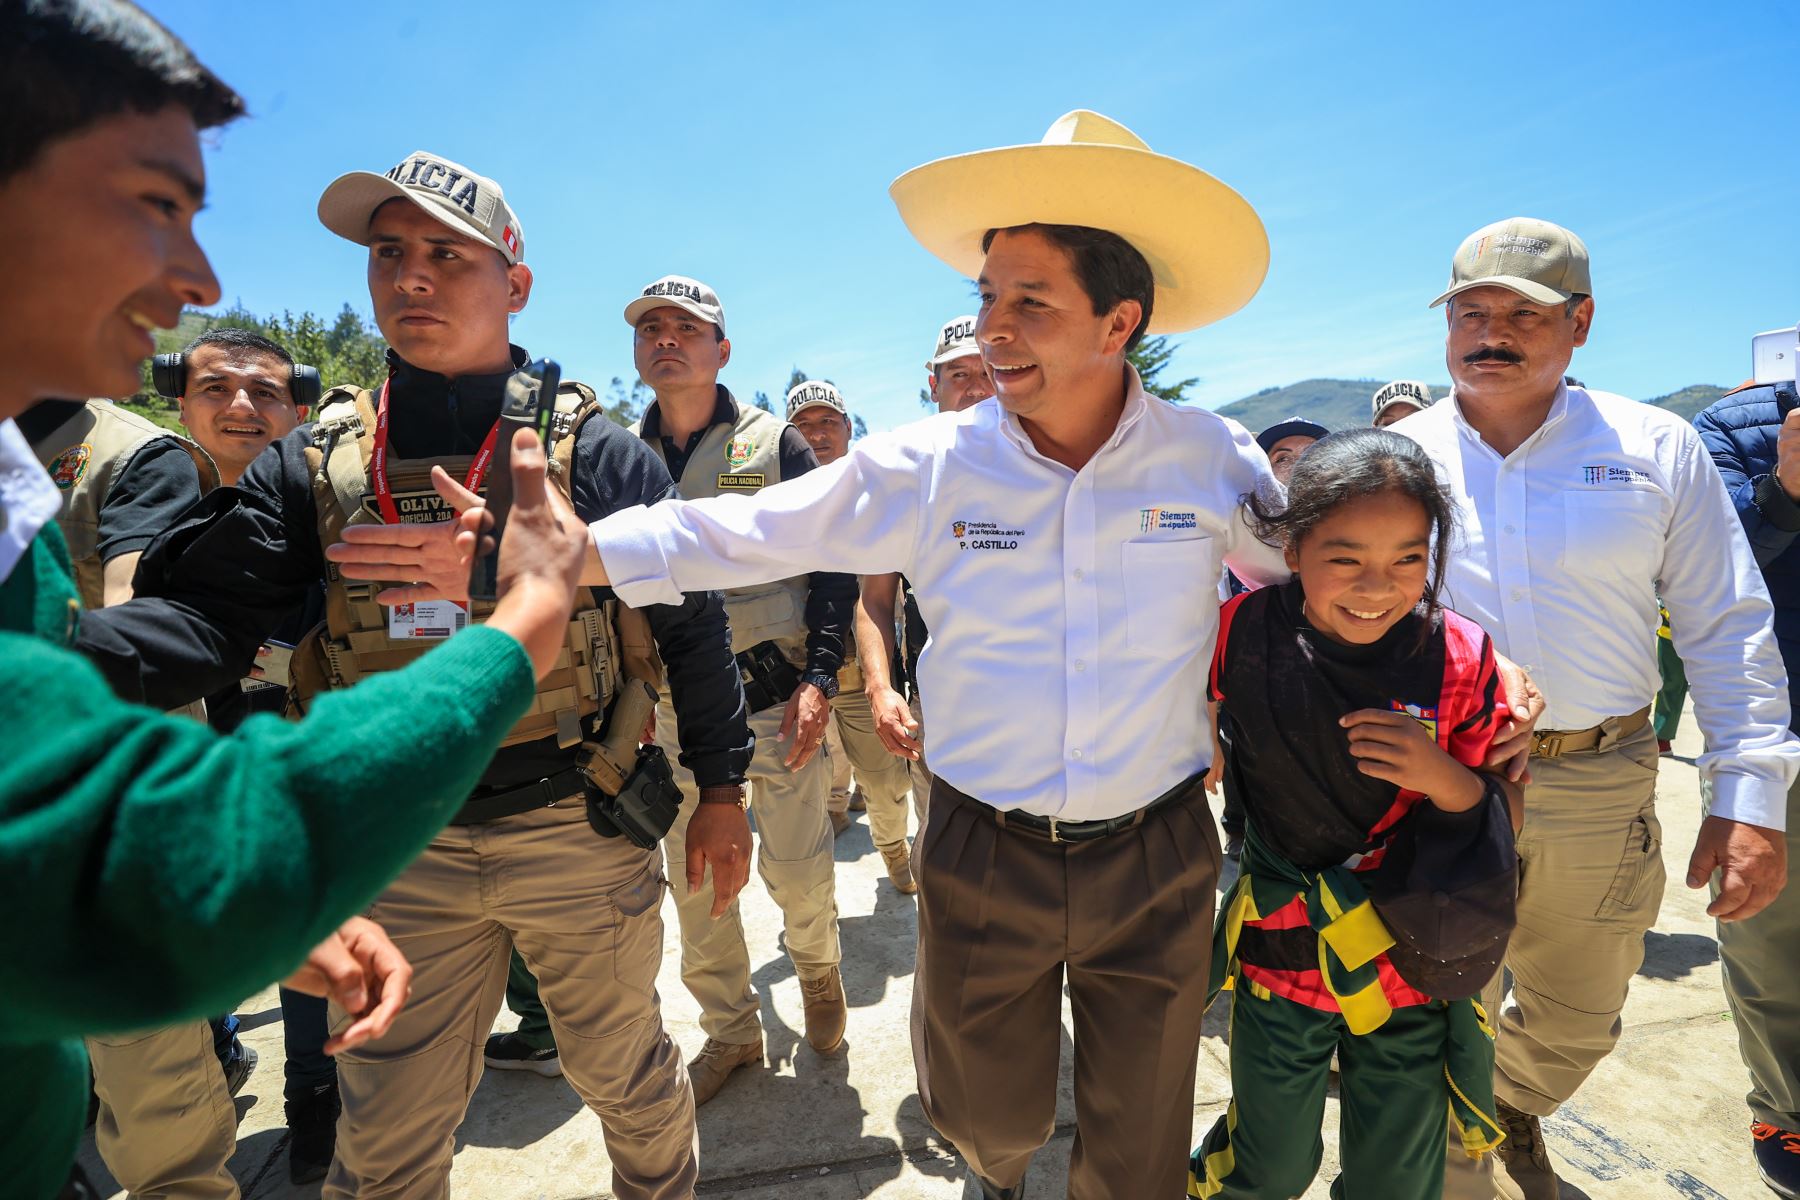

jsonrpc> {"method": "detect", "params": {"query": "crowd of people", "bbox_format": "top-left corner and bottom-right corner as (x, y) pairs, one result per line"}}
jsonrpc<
(2, 4), (1796, 1200)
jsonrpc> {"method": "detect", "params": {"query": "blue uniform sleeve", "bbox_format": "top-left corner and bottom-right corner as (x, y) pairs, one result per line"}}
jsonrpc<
(1694, 400), (1800, 569)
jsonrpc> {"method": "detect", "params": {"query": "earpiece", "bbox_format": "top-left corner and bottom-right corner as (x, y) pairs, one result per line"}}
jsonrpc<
(151, 351), (321, 409)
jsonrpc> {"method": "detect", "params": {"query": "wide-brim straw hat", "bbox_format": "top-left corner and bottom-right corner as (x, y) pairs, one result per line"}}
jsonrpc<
(889, 110), (1269, 334)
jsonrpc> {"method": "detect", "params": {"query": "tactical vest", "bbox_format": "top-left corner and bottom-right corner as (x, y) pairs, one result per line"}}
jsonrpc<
(28, 400), (217, 609)
(294, 381), (661, 749)
(635, 397), (812, 663)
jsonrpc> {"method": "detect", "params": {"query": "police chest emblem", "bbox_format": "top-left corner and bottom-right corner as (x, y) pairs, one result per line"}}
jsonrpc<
(47, 444), (91, 490)
(725, 434), (756, 469)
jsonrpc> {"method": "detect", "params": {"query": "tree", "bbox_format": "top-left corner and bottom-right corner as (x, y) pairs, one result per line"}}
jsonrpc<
(851, 413), (868, 440)
(751, 391), (775, 414)
(134, 303), (389, 399)
(602, 376), (651, 428)
(916, 334), (1198, 408)
(1128, 335), (1198, 404)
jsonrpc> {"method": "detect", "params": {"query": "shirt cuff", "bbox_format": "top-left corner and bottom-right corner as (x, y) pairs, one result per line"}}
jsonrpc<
(590, 507), (683, 609)
(1704, 771), (1790, 832)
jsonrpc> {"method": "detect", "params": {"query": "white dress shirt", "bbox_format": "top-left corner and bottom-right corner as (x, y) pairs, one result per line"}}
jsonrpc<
(1394, 382), (1799, 830)
(0, 418), (63, 585)
(593, 369), (1289, 819)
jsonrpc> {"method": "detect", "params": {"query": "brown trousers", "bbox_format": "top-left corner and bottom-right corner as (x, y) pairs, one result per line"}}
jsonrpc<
(912, 776), (1219, 1198)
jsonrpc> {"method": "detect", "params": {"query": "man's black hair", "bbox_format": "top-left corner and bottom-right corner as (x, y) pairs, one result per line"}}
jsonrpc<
(1247, 427), (1459, 639)
(0, 0), (244, 184)
(185, 326), (294, 369)
(980, 223), (1155, 351)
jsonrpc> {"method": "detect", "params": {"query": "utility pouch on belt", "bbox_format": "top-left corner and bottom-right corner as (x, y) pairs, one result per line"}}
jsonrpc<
(579, 678), (681, 848)
(736, 640), (801, 713)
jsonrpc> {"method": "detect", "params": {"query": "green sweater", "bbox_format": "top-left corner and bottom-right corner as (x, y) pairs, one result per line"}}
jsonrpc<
(0, 526), (537, 1198)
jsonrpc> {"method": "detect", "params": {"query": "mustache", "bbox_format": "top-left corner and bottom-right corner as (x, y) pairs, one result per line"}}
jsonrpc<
(1463, 346), (1523, 365)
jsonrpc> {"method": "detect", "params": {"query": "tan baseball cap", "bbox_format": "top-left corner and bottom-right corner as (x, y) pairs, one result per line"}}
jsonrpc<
(1430, 217), (1591, 308)
(786, 380), (847, 420)
(318, 150), (524, 265)
(928, 314), (980, 367)
(623, 275), (726, 338)
(1372, 379), (1434, 422)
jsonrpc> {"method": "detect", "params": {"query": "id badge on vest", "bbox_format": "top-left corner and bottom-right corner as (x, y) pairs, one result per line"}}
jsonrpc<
(388, 599), (469, 639)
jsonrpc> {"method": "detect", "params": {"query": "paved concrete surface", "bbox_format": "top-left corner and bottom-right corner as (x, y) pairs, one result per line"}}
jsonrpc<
(77, 704), (1775, 1198)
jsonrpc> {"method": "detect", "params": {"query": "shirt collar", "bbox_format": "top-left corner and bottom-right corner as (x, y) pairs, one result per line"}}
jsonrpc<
(1447, 377), (1571, 455)
(0, 418), (65, 585)
(640, 384), (737, 442)
(995, 363), (1152, 461)
(386, 343), (528, 402)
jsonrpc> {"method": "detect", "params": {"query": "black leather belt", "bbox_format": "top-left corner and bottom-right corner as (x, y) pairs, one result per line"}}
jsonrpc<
(450, 767), (587, 825)
(975, 774), (1201, 844)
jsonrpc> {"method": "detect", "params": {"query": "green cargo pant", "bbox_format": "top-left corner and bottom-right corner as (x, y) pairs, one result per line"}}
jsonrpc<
(1708, 774), (1800, 1131)
(1189, 987), (1454, 1200)
(502, 949), (556, 1054)
(1654, 606), (1688, 743)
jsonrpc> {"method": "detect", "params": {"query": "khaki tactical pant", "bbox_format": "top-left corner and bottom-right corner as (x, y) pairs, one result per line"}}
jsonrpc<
(1443, 720), (1663, 1198)
(828, 688), (913, 850)
(1709, 773), (1800, 1131)
(908, 693), (931, 834)
(658, 692), (840, 1045)
(825, 713), (852, 816)
(87, 1020), (239, 1200)
(323, 802), (695, 1200)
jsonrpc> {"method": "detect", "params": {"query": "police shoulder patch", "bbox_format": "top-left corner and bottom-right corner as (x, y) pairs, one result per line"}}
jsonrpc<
(47, 444), (91, 490)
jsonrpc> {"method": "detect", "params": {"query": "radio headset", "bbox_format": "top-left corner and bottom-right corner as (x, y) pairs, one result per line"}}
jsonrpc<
(152, 351), (323, 409)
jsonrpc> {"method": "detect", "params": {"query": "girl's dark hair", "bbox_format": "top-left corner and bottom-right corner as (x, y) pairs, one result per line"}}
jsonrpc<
(0, 0), (244, 184)
(1248, 427), (1459, 623)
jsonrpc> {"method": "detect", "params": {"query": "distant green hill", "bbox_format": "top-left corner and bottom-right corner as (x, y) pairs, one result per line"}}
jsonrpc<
(1213, 379), (1728, 433)
(1647, 384), (1729, 420)
(1214, 379), (1449, 432)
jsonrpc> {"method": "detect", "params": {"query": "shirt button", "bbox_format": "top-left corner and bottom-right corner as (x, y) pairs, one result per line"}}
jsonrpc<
(1074, 659), (1086, 672)
(1503, 524), (1516, 534)
(1512, 588), (1525, 601)
(1073, 568), (1085, 580)
(1071, 749), (1083, 760)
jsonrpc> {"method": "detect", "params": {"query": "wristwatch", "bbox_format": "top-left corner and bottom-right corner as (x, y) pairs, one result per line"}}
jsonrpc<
(698, 785), (748, 809)
(800, 671), (841, 699)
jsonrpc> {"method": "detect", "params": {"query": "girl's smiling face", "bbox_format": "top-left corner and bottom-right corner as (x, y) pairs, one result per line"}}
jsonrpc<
(1287, 487), (1433, 645)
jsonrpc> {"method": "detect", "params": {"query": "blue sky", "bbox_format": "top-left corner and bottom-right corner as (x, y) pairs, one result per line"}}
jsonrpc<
(151, 0), (1798, 434)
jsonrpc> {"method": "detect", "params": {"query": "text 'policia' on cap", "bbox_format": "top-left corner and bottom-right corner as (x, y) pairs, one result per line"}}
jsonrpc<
(317, 151), (525, 265)
(623, 275), (727, 338)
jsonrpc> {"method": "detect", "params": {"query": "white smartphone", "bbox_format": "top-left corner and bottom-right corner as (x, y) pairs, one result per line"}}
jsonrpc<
(1753, 325), (1798, 385)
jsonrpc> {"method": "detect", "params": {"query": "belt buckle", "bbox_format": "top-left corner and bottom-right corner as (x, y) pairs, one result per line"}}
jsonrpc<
(540, 777), (561, 809)
(1533, 729), (1567, 759)
(1047, 816), (1063, 844)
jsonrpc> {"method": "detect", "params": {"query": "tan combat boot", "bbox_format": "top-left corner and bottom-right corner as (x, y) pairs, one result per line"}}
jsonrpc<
(829, 809), (851, 836)
(686, 1036), (762, 1106)
(880, 842), (918, 894)
(1492, 1101), (1560, 1200)
(800, 966), (847, 1053)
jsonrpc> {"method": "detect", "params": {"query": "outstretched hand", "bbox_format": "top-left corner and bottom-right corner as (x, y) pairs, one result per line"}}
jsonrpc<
(325, 466), (486, 606)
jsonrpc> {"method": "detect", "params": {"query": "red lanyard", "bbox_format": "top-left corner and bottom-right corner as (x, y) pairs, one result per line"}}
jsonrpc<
(370, 372), (501, 525)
